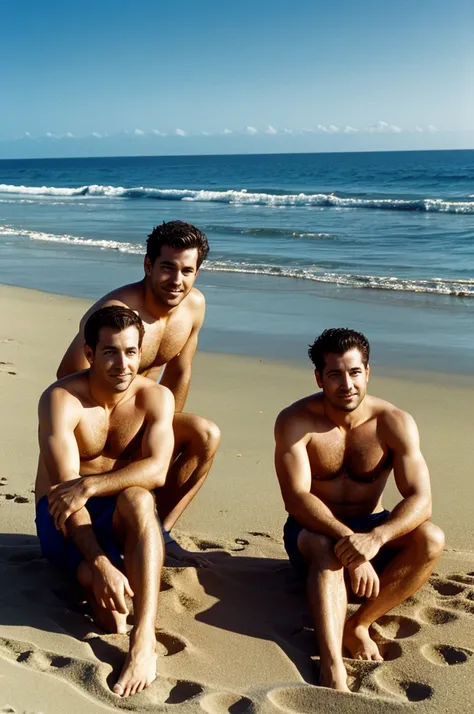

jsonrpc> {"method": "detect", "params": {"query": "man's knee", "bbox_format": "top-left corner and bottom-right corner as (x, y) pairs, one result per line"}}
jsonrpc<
(412, 521), (445, 560)
(116, 487), (156, 520)
(191, 416), (221, 455)
(298, 530), (340, 568)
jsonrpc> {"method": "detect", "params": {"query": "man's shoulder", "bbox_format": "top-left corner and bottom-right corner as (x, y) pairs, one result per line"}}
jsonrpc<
(81, 283), (143, 322)
(371, 396), (417, 437)
(184, 287), (205, 318)
(275, 394), (324, 435)
(133, 377), (175, 410)
(39, 373), (88, 414)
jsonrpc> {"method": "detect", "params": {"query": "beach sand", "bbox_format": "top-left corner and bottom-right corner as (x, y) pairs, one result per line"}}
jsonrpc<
(0, 283), (473, 713)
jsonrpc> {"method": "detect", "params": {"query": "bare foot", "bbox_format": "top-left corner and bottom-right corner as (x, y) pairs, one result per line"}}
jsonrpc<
(113, 629), (157, 697)
(165, 539), (211, 567)
(319, 662), (350, 692)
(343, 619), (383, 661)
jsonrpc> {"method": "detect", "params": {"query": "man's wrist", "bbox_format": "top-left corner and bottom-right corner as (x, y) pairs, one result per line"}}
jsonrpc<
(372, 525), (389, 547)
(83, 475), (99, 499)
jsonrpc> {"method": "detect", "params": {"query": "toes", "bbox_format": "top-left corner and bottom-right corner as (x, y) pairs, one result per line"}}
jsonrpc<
(113, 682), (125, 697)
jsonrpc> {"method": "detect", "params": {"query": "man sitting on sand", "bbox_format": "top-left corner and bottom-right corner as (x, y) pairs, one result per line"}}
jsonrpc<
(274, 328), (444, 692)
(57, 220), (220, 558)
(35, 307), (175, 697)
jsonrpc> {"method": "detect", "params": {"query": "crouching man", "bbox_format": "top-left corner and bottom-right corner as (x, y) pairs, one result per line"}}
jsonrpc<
(35, 306), (175, 698)
(274, 328), (444, 692)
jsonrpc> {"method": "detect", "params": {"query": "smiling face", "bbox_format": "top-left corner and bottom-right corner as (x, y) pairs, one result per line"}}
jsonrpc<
(316, 347), (370, 413)
(85, 325), (141, 393)
(144, 244), (199, 308)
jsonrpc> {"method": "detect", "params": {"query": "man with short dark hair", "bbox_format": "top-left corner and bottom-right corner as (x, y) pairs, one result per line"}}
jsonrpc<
(57, 221), (220, 559)
(274, 328), (444, 692)
(36, 306), (175, 698)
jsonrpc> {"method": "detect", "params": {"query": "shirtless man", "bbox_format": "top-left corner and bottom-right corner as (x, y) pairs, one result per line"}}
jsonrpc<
(57, 221), (220, 553)
(274, 328), (444, 692)
(36, 307), (175, 697)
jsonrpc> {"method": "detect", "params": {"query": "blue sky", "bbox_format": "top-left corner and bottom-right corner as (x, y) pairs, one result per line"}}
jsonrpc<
(1, 0), (473, 157)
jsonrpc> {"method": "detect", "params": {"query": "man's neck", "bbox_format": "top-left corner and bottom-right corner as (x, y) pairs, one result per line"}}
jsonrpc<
(323, 397), (369, 431)
(87, 373), (131, 410)
(141, 279), (179, 320)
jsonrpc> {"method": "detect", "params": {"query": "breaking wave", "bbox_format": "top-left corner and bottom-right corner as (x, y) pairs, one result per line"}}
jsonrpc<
(1, 183), (474, 213)
(1, 225), (472, 297)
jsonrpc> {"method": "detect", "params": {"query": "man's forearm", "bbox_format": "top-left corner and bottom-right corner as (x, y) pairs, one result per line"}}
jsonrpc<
(288, 492), (354, 540)
(84, 456), (167, 499)
(160, 367), (190, 413)
(374, 495), (431, 545)
(67, 508), (107, 565)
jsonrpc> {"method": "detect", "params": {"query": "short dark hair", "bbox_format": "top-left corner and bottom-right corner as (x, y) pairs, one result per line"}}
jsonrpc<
(146, 220), (209, 268)
(84, 306), (145, 352)
(308, 328), (370, 373)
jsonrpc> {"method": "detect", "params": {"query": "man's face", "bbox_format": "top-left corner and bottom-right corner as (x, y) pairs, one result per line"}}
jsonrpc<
(86, 325), (141, 392)
(316, 348), (369, 413)
(144, 245), (199, 308)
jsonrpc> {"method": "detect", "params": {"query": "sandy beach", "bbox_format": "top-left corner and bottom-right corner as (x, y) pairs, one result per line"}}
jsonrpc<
(0, 282), (473, 714)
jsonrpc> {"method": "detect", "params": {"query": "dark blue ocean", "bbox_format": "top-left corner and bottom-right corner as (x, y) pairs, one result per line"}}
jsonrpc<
(1, 151), (473, 372)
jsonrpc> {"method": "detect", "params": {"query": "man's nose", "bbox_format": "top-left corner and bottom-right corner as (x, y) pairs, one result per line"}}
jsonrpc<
(341, 373), (353, 389)
(116, 352), (127, 370)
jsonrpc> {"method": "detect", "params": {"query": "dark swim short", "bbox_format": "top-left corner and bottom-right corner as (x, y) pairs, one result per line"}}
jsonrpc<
(35, 494), (122, 575)
(283, 510), (393, 576)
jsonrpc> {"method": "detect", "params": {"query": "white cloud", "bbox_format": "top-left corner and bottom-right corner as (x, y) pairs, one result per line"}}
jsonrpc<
(92, 132), (102, 139)
(223, 128), (233, 135)
(365, 121), (402, 134)
(414, 125), (424, 133)
(283, 128), (294, 134)
(265, 125), (278, 135)
(244, 126), (258, 135)
(427, 124), (439, 132)
(175, 128), (187, 136)
(302, 127), (314, 133)
(152, 129), (166, 136)
(201, 131), (213, 136)
(343, 125), (358, 134)
(24, 131), (32, 138)
(45, 132), (57, 139)
(134, 128), (145, 136)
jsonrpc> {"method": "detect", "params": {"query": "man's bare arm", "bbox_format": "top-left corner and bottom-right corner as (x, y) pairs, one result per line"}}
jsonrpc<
(159, 294), (205, 412)
(39, 388), (105, 557)
(274, 410), (354, 540)
(374, 410), (432, 545)
(82, 385), (175, 497)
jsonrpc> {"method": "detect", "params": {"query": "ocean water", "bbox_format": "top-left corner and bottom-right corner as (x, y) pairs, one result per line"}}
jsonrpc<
(0, 151), (473, 372)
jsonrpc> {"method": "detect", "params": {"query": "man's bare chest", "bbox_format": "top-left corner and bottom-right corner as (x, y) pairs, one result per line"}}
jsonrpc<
(139, 317), (193, 371)
(75, 405), (145, 463)
(307, 426), (391, 483)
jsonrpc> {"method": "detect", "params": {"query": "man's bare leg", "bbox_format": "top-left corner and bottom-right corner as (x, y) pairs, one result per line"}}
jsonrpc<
(343, 522), (445, 660)
(156, 413), (220, 562)
(298, 530), (350, 692)
(111, 487), (164, 698)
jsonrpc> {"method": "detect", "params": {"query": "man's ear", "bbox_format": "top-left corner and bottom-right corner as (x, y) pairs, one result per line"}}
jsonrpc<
(144, 255), (153, 277)
(366, 363), (370, 381)
(315, 369), (323, 388)
(84, 344), (94, 366)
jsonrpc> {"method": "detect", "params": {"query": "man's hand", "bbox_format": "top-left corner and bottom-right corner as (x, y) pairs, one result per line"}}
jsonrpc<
(334, 530), (384, 567)
(48, 478), (90, 535)
(91, 557), (134, 613)
(348, 561), (380, 599)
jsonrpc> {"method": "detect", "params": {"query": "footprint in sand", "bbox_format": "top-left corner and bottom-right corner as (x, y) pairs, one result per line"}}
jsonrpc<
(0, 636), (207, 710)
(200, 692), (254, 713)
(0, 493), (30, 504)
(0, 361), (16, 376)
(446, 572), (474, 586)
(421, 643), (473, 666)
(374, 670), (434, 703)
(156, 631), (187, 657)
(373, 614), (421, 639)
(419, 606), (459, 625)
(430, 577), (465, 597)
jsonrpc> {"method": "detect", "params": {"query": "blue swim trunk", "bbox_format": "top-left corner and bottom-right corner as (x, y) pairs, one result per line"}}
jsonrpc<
(35, 494), (123, 575)
(283, 510), (393, 576)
